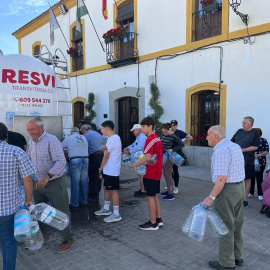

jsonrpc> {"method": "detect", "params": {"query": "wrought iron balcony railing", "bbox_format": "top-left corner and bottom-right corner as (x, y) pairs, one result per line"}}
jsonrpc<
(192, 4), (222, 42)
(105, 32), (138, 68)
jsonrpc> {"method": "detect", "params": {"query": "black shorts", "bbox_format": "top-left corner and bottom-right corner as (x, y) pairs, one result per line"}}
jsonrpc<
(244, 156), (255, 179)
(103, 175), (120, 190)
(244, 164), (255, 179)
(143, 178), (160, 197)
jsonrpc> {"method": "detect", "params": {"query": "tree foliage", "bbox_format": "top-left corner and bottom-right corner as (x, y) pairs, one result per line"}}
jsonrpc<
(84, 92), (97, 129)
(148, 83), (164, 131)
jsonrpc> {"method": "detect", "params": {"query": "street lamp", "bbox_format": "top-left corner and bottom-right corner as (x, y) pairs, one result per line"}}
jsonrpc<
(229, 0), (248, 26)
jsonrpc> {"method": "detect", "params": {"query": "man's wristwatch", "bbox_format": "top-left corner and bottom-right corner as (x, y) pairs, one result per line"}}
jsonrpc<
(209, 194), (216, 201)
(47, 173), (53, 179)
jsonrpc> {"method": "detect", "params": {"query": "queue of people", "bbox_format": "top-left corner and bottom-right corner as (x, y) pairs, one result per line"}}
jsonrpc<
(0, 115), (269, 270)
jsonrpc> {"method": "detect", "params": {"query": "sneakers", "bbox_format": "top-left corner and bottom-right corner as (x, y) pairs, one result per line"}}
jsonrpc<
(139, 221), (159, 230)
(260, 205), (268, 214)
(156, 218), (163, 227)
(173, 187), (179, 194)
(248, 193), (253, 198)
(57, 240), (75, 253)
(243, 201), (248, 208)
(103, 213), (122, 223)
(162, 194), (175, 201)
(161, 191), (168, 196)
(258, 195), (263, 200)
(94, 208), (112, 216)
(134, 189), (146, 197)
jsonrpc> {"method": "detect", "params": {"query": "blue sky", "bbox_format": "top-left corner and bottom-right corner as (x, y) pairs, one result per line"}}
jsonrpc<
(0, 0), (59, 55)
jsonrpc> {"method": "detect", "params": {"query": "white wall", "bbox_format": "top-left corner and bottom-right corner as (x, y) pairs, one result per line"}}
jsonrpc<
(229, 0), (270, 32)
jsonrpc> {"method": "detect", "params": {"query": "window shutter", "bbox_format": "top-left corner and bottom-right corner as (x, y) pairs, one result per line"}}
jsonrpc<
(116, 2), (134, 23)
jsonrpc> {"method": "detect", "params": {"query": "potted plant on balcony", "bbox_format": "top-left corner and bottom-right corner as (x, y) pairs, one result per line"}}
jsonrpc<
(67, 47), (78, 58)
(102, 25), (130, 43)
(102, 29), (113, 44)
(200, 0), (219, 12)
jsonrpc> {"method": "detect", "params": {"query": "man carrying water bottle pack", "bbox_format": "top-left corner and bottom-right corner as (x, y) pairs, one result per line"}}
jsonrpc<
(26, 117), (75, 253)
(202, 125), (245, 270)
(0, 123), (35, 270)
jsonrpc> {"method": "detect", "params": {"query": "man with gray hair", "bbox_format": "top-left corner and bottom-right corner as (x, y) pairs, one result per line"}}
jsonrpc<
(231, 116), (260, 208)
(81, 124), (104, 202)
(202, 125), (245, 269)
(62, 127), (89, 209)
(26, 117), (74, 253)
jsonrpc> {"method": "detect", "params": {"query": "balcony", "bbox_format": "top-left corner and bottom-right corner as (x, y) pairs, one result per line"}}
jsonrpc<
(105, 32), (138, 68)
(192, 4), (222, 42)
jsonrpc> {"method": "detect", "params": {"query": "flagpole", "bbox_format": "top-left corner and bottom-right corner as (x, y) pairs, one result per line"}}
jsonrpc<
(48, 3), (70, 49)
(81, 0), (105, 52)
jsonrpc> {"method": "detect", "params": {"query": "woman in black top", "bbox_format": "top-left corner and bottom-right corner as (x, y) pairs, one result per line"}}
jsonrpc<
(250, 128), (269, 200)
(160, 123), (184, 200)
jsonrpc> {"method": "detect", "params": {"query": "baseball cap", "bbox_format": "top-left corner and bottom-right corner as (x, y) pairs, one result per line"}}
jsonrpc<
(130, 124), (141, 131)
(171, 120), (178, 125)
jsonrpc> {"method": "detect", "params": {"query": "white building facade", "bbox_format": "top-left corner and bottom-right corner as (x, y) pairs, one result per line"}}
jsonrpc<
(13, 0), (270, 166)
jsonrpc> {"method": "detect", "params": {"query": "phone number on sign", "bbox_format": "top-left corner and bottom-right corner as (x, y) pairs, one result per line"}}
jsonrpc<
(14, 97), (51, 103)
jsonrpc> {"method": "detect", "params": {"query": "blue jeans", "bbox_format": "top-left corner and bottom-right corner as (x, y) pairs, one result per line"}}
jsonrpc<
(0, 214), (17, 270)
(69, 158), (89, 206)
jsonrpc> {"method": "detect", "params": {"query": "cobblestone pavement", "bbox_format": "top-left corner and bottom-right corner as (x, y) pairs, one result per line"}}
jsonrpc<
(1, 166), (270, 270)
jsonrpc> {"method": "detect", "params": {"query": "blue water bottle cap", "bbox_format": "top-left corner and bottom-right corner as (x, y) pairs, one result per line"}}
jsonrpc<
(20, 206), (27, 209)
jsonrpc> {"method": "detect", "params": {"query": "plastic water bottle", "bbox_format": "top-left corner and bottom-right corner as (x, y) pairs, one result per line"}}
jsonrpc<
(30, 203), (69, 230)
(169, 152), (185, 167)
(145, 154), (157, 165)
(188, 203), (207, 241)
(14, 206), (32, 242)
(163, 153), (168, 166)
(25, 221), (44, 250)
(122, 154), (131, 166)
(137, 164), (146, 176)
(207, 209), (229, 238)
(254, 158), (260, 172)
(182, 205), (200, 235)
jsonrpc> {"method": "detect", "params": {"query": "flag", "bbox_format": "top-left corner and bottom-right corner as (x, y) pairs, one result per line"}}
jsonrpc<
(76, 0), (88, 35)
(49, 8), (59, 46)
(102, 0), (108, 20)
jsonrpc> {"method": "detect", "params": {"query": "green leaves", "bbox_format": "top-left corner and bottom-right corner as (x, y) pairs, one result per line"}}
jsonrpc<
(148, 83), (164, 131)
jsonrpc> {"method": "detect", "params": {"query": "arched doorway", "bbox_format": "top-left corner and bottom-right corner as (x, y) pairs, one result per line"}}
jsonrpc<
(73, 101), (84, 128)
(118, 97), (138, 148)
(190, 90), (220, 145)
(185, 82), (227, 146)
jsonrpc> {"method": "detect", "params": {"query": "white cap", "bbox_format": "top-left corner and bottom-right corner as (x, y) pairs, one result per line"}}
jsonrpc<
(130, 124), (141, 131)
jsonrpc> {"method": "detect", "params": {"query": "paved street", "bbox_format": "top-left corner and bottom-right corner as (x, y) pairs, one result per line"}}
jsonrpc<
(1, 165), (270, 270)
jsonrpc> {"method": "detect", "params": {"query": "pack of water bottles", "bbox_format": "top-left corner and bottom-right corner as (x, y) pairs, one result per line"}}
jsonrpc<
(122, 153), (131, 166)
(182, 203), (229, 242)
(14, 203), (70, 250)
(167, 152), (185, 167)
(254, 158), (260, 172)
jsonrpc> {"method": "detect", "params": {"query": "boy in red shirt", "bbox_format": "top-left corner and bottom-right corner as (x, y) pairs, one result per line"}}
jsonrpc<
(133, 117), (163, 230)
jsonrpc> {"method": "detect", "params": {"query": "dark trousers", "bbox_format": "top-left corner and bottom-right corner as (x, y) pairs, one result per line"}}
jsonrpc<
(0, 213), (17, 270)
(172, 164), (179, 187)
(88, 151), (103, 199)
(33, 176), (73, 242)
(250, 165), (265, 196)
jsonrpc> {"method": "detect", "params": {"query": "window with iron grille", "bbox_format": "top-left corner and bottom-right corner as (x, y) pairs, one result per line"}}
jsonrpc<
(33, 45), (40, 58)
(71, 26), (84, 72)
(192, 0), (222, 42)
(190, 90), (220, 146)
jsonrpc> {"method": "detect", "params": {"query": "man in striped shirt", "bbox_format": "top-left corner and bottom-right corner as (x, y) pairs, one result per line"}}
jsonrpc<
(26, 117), (74, 253)
(0, 122), (35, 270)
(202, 125), (245, 270)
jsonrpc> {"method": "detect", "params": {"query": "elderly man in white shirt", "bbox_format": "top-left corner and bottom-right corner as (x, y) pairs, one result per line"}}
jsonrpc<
(202, 125), (245, 270)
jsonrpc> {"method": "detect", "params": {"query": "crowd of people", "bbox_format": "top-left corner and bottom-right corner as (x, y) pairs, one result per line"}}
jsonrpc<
(0, 115), (269, 270)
